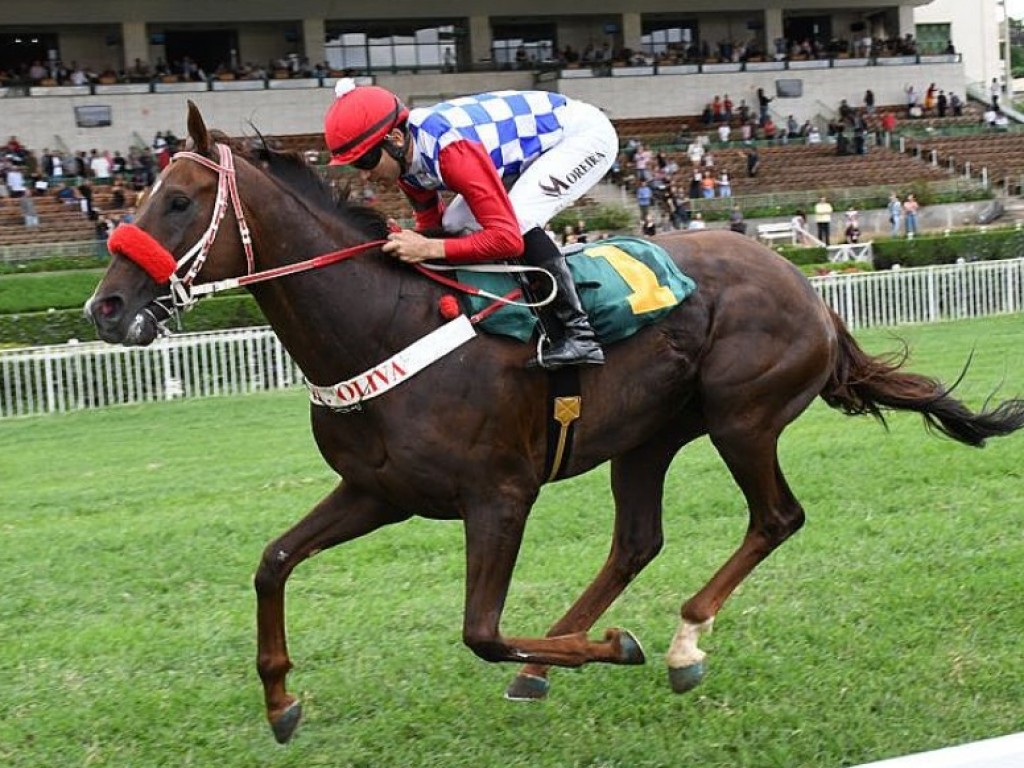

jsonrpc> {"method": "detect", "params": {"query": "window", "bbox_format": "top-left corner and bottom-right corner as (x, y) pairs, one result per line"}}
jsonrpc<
(915, 23), (952, 55)
(325, 20), (461, 73)
(641, 19), (698, 59)
(491, 22), (556, 69)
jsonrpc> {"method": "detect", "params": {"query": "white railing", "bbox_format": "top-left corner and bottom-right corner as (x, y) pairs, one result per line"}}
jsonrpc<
(1, 258), (1023, 418)
(810, 257), (1023, 329)
(0, 326), (302, 418)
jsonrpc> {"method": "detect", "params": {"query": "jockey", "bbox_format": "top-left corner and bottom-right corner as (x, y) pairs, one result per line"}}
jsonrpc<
(323, 79), (616, 369)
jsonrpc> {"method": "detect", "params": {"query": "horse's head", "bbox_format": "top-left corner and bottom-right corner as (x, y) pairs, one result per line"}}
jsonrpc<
(86, 102), (255, 345)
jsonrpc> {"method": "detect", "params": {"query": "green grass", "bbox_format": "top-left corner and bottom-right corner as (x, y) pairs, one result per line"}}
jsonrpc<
(0, 269), (105, 313)
(1, 316), (1023, 767)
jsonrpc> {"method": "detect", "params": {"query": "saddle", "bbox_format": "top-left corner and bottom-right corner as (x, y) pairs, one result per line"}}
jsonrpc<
(455, 236), (696, 343)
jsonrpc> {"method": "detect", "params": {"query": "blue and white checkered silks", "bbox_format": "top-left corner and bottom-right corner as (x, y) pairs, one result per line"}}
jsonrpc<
(405, 91), (568, 191)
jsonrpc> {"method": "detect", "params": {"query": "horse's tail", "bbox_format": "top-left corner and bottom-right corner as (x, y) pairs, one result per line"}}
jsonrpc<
(820, 307), (1024, 447)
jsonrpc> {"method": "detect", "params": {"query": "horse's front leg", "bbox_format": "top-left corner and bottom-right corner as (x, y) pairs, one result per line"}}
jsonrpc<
(254, 481), (407, 744)
(461, 498), (645, 670)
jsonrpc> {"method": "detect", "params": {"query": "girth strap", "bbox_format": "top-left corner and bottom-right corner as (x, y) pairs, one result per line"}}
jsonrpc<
(543, 368), (582, 482)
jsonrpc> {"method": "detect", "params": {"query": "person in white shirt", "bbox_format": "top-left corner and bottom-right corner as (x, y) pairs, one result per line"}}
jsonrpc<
(5, 166), (26, 198)
(687, 212), (706, 230)
(89, 151), (112, 180)
(686, 140), (704, 166)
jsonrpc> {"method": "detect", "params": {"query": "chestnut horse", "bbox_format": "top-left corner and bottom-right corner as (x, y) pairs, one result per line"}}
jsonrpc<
(87, 104), (1024, 743)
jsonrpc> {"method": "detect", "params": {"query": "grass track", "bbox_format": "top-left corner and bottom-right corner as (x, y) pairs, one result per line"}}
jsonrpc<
(1, 315), (1023, 767)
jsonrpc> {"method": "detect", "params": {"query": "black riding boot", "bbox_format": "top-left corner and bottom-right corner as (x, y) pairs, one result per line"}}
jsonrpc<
(522, 227), (605, 369)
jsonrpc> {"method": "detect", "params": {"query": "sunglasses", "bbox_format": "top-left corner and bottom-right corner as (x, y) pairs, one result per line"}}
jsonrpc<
(350, 143), (383, 171)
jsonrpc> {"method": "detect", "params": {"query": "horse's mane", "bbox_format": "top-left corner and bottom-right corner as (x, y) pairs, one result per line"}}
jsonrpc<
(214, 131), (392, 241)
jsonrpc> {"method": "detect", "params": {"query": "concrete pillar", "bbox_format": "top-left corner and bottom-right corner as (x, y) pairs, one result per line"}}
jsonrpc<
(621, 12), (641, 55)
(303, 18), (326, 68)
(763, 7), (784, 58)
(121, 21), (148, 72)
(897, 5), (916, 41)
(468, 15), (492, 68)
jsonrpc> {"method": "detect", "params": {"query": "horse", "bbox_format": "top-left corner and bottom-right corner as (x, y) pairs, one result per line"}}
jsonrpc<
(86, 103), (1024, 744)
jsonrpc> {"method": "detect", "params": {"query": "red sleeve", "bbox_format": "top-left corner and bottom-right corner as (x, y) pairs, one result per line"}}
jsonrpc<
(397, 179), (444, 231)
(434, 141), (524, 264)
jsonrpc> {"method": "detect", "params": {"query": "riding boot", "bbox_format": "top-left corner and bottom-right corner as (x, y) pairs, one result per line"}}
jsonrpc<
(521, 227), (605, 369)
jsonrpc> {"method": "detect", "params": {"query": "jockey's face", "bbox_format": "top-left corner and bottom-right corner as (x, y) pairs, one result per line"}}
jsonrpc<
(358, 129), (407, 185)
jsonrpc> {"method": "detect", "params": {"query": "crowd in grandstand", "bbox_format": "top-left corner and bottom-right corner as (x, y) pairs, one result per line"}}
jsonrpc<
(0, 29), (952, 89)
(0, 53), (333, 88)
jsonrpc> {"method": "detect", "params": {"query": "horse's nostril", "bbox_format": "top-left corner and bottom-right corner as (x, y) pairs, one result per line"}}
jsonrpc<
(97, 298), (120, 317)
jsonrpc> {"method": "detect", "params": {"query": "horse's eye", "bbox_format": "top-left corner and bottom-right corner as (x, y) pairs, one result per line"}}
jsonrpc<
(170, 195), (191, 212)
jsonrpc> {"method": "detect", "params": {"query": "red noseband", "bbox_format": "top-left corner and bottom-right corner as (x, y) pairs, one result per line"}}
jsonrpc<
(107, 224), (177, 284)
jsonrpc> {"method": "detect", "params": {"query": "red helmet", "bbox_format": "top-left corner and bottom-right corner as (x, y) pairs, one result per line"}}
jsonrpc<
(324, 79), (409, 166)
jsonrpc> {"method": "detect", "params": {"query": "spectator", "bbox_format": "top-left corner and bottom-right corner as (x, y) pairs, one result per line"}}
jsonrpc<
(636, 180), (653, 221)
(4, 163), (26, 198)
(56, 181), (79, 205)
(843, 208), (860, 244)
(813, 195), (833, 245)
(700, 172), (716, 198)
(786, 114), (799, 139)
(688, 170), (702, 200)
(887, 192), (903, 238)
(573, 218), (589, 244)
(863, 89), (875, 115)
(756, 86), (773, 124)
(791, 209), (809, 245)
(89, 149), (112, 181)
(677, 194), (692, 228)
(716, 171), (732, 198)
(990, 77), (1001, 111)
(949, 93), (963, 117)
(109, 180), (127, 210)
(745, 146), (760, 177)
(728, 204), (746, 234)
(902, 193), (919, 238)
(937, 90), (948, 118)
(641, 213), (658, 237)
(881, 111), (897, 135)
(687, 212), (706, 230)
(77, 178), (96, 219)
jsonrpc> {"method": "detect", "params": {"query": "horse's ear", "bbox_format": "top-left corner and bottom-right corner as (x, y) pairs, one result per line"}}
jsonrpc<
(186, 100), (212, 155)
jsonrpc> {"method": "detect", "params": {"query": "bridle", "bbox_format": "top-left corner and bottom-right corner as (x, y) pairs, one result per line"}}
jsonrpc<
(109, 142), (386, 316)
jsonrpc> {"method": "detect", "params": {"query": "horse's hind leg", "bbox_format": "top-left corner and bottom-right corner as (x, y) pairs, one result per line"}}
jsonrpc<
(666, 424), (806, 694)
(507, 424), (700, 700)
(254, 482), (407, 743)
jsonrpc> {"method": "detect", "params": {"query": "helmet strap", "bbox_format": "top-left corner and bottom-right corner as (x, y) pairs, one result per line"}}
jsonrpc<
(382, 126), (410, 175)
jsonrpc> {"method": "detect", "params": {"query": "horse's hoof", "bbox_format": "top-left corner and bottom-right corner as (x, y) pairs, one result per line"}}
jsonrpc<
(668, 662), (705, 694)
(616, 628), (646, 665)
(270, 700), (303, 744)
(505, 673), (550, 701)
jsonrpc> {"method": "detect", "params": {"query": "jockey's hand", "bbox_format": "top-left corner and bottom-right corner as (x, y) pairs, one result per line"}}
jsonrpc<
(382, 229), (445, 264)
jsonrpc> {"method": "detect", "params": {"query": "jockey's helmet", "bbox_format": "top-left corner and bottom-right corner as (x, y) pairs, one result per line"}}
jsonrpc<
(324, 79), (409, 166)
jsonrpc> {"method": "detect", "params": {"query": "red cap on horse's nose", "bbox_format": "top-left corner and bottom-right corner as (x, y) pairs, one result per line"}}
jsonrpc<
(107, 224), (177, 284)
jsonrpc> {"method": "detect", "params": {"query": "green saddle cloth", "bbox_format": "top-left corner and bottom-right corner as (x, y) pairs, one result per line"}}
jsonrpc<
(457, 236), (696, 343)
